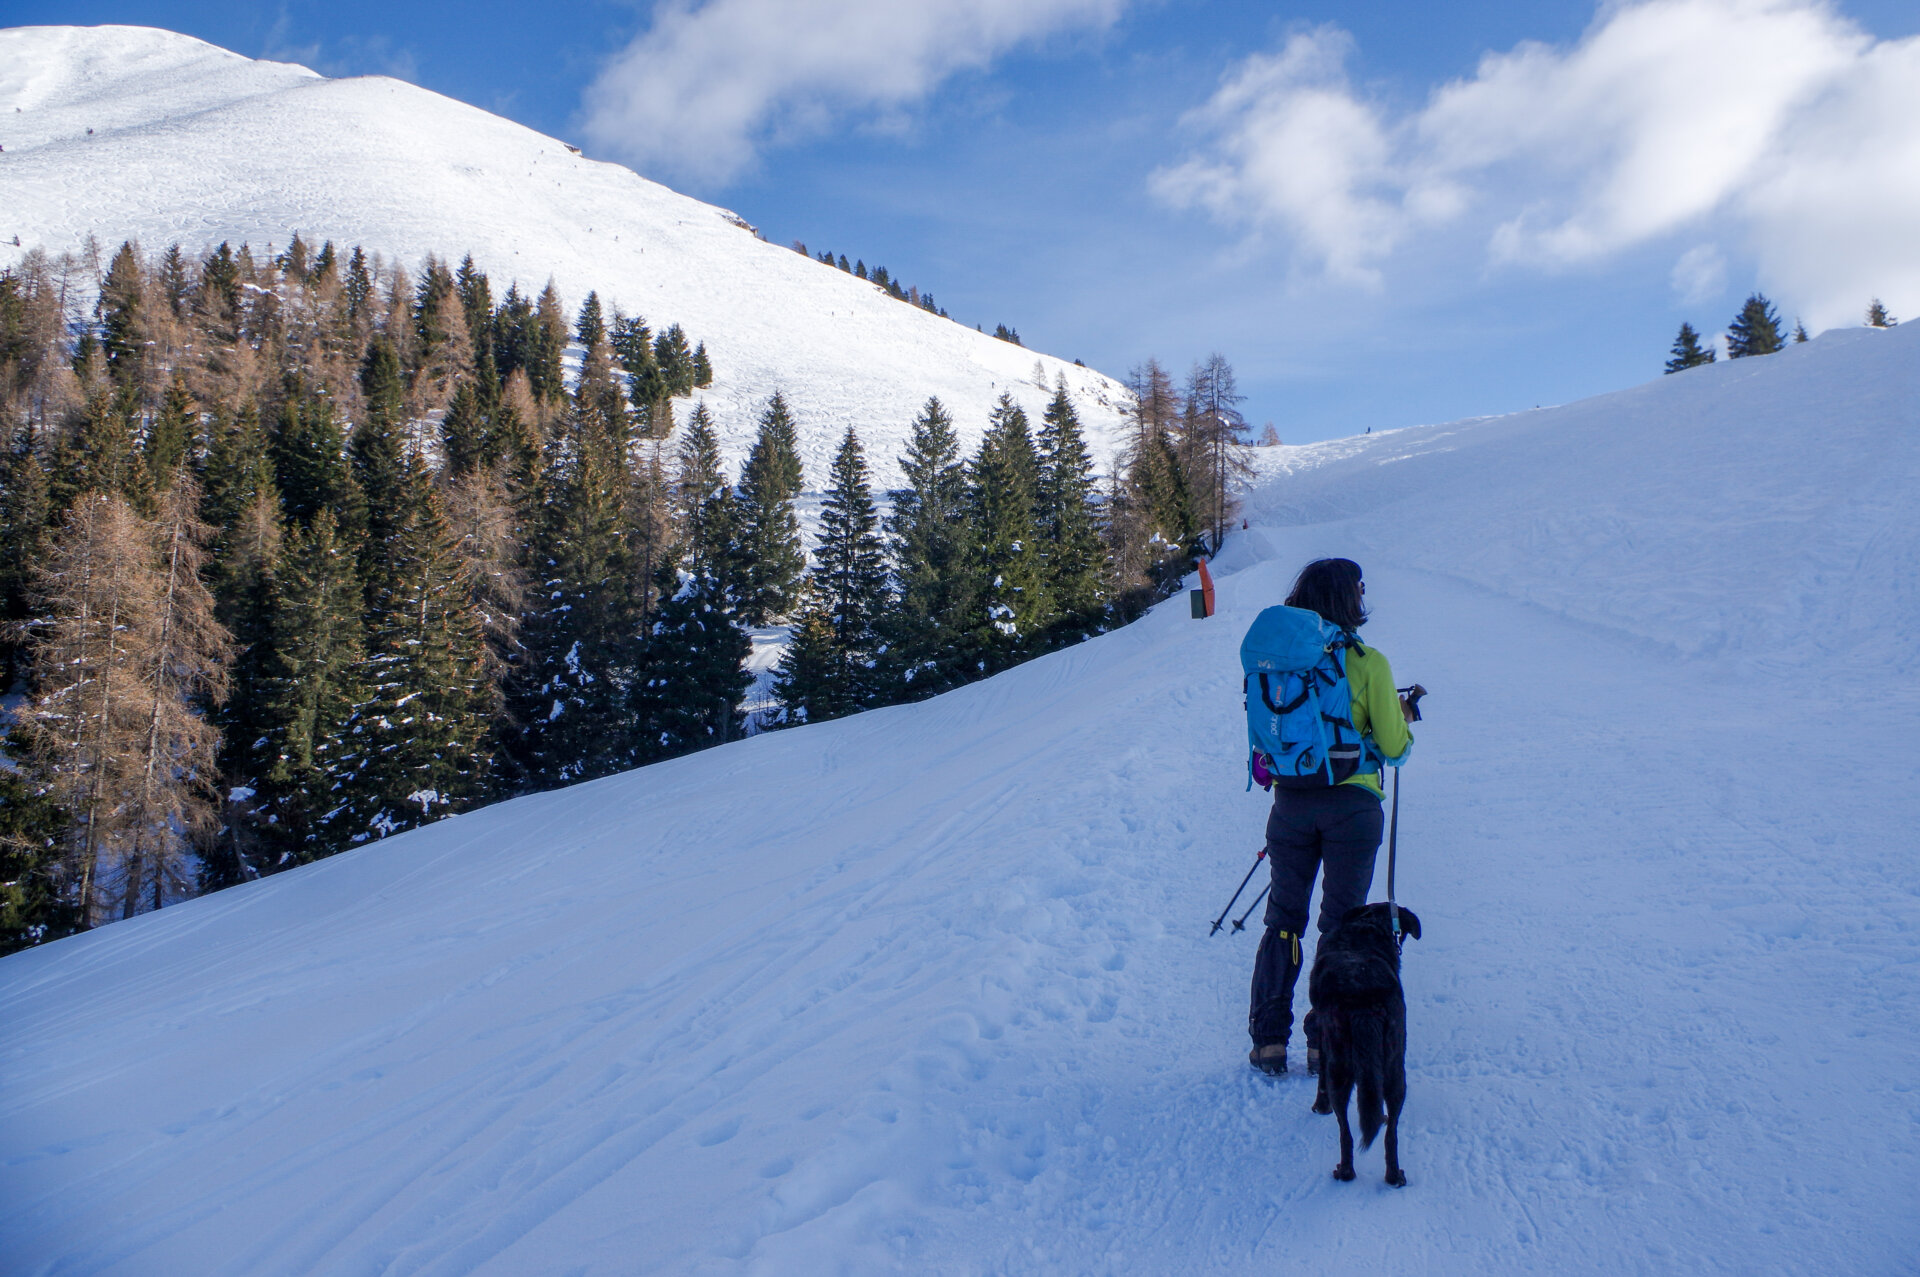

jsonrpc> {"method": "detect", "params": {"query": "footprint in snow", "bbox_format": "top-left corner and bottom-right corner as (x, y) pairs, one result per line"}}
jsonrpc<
(695, 1116), (741, 1147)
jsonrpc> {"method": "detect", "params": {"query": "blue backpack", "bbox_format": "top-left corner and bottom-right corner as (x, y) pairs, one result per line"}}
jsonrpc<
(1241, 605), (1379, 791)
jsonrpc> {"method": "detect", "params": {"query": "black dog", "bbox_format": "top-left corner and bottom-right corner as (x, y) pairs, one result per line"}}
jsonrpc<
(1309, 902), (1421, 1186)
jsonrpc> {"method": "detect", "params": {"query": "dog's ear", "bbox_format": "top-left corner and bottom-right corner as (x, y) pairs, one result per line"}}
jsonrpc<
(1395, 905), (1421, 941)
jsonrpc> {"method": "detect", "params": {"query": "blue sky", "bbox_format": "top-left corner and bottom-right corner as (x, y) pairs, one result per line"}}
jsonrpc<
(18, 1), (1920, 441)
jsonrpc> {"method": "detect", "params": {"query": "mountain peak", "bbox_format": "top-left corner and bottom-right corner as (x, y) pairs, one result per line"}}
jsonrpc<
(0, 24), (1132, 488)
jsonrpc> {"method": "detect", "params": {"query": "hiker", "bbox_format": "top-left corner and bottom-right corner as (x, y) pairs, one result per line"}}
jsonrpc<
(1248, 558), (1415, 1076)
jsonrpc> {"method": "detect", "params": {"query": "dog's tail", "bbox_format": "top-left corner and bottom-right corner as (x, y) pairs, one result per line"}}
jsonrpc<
(1351, 1008), (1388, 1149)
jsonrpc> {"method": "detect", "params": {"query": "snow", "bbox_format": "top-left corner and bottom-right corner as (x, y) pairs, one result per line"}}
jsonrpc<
(4, 321), (1916, 1272)
(0, 25), (1135, 491)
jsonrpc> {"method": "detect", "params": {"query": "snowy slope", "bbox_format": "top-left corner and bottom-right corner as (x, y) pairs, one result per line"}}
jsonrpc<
(1240, 323), (1920, 675)
(3, 329), (1918, 1274)
(0, 25), (1133, 489)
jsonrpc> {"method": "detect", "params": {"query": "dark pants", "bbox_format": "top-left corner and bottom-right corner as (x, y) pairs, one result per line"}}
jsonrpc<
(1248, 784), (1385, 1048)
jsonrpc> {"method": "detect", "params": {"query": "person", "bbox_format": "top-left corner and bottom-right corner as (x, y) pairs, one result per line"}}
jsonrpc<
(1248, 558), (1415, 1076)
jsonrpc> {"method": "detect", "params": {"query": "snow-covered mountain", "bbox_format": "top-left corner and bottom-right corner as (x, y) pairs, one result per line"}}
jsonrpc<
(4, 324), (1915, 1274)
(0, 25), (1133, 488)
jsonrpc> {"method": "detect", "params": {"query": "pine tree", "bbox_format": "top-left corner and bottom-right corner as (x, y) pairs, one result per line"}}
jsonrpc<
(359, 333), (407, 435)
(0, 763), (79, 955)
(350, 475), (490, 841)
(269, 383), (365, 543)
(573, 321), (630, 449)
(735, 392), (806, 625)
(769, 593), (836, 727)
(575, 291), (608, 351)
(200, 400), (274, 540)
(610, 311), (654, 379)
(158, 243), (191, 318)
(254, 507), (367, 864)
(353, 342), (417, 596)
(512, 424), (641, 786)
(1665, 322), (1715, 372)
(692, 342), (713, 388)
(0, 441), (53, 687)
(1793, 320), (1809, 343)
(1727, 293), (1784, 358)
(344, 247), (373, 326)
(632, 323), (694, 436)
(200, 242), (242, 335)
(456, 254), (493, 344)
(969, 394), (1050, 666)
(98, 241), (150, 387)
(635, 405), (750, 755)
(789, 426), (887, 718)
(440, 380), (487, 477)
(493, 284), (536, 385)
(67, 384), (156, 516)
(668, 405), (736, 582)
(1035, 386), (1106, 633)
(881, 397), (976, 697)
(1866, 299), (1897, 328)
(530, 280), (568, 406)
(144, 374), (195, 486)
(200, 487), (281, 890)
(311, 240), (338, 288)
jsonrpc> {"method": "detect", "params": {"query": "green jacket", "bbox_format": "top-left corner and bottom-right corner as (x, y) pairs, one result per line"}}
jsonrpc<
(1341, 641), (1412, 799)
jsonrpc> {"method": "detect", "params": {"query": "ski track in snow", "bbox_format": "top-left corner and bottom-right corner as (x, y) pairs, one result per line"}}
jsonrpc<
(4, 215), (1920, 1277)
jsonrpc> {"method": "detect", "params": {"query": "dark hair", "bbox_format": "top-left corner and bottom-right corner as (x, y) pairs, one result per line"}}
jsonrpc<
(1286, 558), (1367, 631)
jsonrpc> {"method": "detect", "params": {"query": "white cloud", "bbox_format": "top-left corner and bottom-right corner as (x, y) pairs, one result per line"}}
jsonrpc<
(580, 0), (1126, 186)
(1155, 0), (1920, 325)
(1671, 244), (1727, 303)
(1149, 28), (1403, 284)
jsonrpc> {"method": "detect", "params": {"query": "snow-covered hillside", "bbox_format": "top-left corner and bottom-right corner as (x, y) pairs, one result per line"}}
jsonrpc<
(3, 327), (1916, 1274)
(0, 25), (1133, 488)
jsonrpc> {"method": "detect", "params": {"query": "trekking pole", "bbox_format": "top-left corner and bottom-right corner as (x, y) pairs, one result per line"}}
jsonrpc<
(1387, 766), (1404, 948)
(1210, 850), (1266, 935)
(1386, 684), (1424, 950)
(1232, 883), (1270, 933)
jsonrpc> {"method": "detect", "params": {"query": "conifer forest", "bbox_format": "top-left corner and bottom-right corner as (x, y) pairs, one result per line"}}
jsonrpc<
(0, 237), (1251, 953)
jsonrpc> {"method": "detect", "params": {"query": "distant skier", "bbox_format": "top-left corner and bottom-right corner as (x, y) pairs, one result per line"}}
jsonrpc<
(1247, 558), (1415, 1076)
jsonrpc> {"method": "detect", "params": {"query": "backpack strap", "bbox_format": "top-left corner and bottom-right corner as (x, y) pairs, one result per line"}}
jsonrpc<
(1256, 672), (1311, 716)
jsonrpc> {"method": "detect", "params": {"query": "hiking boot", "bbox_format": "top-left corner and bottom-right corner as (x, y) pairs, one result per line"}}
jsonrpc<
(1249, 1044), (1288, 1076)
